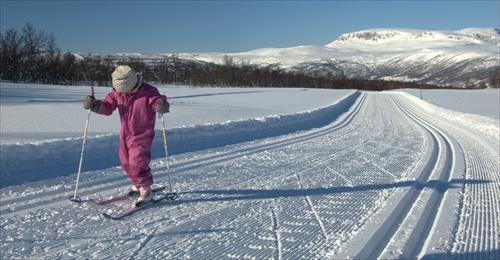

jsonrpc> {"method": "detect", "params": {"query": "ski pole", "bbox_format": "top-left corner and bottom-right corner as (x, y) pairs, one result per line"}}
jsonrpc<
(69, 84), (94, 202)
(158, 102), (178, 201)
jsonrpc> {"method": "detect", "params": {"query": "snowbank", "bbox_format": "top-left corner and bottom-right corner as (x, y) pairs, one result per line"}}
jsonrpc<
(399, 91), (499, 140)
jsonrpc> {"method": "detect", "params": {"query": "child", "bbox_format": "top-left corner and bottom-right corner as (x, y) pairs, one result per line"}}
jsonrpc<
(83, 65), (170, 207)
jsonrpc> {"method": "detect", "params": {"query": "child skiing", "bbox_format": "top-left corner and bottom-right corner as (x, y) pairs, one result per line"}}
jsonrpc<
(83, 65), (170, 207)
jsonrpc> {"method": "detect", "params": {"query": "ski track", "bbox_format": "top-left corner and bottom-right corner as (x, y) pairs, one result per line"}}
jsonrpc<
(1, 91), (499, 259)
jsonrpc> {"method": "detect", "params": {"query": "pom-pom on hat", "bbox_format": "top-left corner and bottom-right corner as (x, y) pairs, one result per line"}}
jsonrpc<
(112, 65), (140, 93)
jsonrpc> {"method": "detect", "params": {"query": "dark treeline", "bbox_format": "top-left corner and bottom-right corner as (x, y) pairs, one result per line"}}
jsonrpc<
(148, 55), (438, 91)
(2, 23), (498, 90)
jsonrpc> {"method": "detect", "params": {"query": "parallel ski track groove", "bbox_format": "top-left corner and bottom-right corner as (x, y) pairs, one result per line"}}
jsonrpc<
(391, 95), (457, 258)
(396, 93), (499, 258)
(354, 94), (456, 259)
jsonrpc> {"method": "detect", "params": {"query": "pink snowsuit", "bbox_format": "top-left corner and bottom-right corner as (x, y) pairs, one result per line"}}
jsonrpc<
(95, 83), (165, 187)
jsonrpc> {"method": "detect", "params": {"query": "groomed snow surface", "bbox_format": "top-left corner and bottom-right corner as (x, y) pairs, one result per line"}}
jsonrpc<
(1, 83), (499, 259)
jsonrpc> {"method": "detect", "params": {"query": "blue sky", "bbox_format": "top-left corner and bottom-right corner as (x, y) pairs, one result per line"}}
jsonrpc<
(1, 1), (498, 54)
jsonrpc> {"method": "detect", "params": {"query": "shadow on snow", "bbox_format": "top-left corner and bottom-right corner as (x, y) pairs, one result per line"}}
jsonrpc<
(183, 178), (490, 203)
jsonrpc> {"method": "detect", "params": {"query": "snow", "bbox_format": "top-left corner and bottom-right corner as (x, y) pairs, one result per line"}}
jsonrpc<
(1, 83), (499, 259)
(403, 88), (500, 119)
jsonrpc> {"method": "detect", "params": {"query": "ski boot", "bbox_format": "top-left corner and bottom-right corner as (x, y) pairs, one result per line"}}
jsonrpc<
(135, 186), (153, 207)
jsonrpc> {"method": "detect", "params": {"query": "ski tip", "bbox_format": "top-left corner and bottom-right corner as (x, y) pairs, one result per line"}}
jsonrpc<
(102, 213), (118, 220)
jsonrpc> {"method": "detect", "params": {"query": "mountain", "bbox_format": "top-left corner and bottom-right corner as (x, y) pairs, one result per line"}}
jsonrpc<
(173, 28), (499, 88)
(103, 28), (499, 88)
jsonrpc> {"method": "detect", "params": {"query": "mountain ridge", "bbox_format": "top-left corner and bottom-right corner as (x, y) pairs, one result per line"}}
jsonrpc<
(105, 28), (500, 88)
(328, 28), (499, 47)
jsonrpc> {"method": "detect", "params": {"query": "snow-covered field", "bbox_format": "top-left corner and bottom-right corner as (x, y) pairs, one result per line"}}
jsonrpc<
(1, 83), (499, 259)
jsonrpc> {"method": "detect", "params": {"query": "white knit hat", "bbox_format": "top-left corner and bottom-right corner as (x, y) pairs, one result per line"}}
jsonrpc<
(112, 65), (140, 93)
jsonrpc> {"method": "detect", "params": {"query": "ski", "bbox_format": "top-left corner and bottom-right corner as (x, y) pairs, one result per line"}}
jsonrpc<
(89, 186), (166, 206)
(102, 198), (163, 220)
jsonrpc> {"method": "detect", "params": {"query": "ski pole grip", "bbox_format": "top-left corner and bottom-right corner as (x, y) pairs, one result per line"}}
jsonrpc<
(90, 86), (94, 97)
